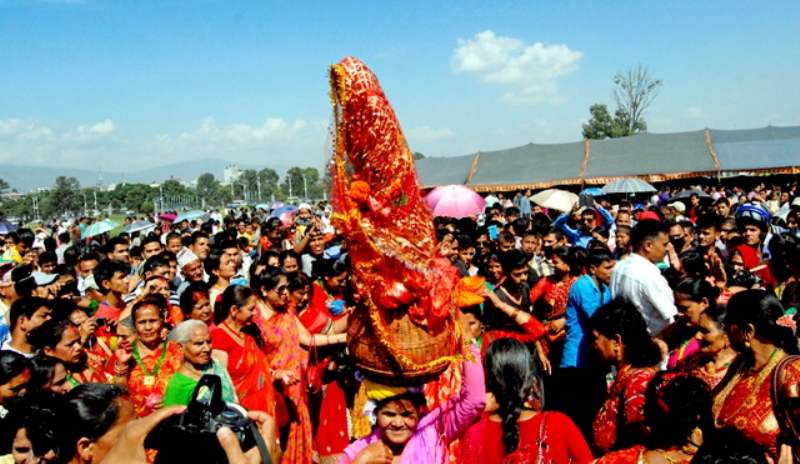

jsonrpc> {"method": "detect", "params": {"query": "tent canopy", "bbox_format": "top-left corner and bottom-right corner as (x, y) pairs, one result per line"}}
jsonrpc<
(710, 126), (800, 172)
(414, 125), (800, 191)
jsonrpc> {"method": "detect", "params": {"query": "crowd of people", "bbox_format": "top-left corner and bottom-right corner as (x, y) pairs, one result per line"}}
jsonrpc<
(0, 178), (799, 463)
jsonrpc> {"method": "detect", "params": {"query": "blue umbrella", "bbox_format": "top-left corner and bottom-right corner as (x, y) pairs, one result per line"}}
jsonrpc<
(0, 222), (17, 235)
(82, 221), (114, 239)
(254, 204), (271, 212)
(103, 219), (120, 229)
(269, 205), (297, 219)
(270, 201), (286, 210)
(579, 188), (604, 197)
(174, 210), (209, 224)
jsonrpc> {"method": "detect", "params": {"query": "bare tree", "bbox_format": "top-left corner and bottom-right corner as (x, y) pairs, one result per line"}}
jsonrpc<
(612, 64), (663, 134)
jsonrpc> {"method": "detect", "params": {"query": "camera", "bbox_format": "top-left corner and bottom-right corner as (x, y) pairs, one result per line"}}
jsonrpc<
(145, 375), (264, 463)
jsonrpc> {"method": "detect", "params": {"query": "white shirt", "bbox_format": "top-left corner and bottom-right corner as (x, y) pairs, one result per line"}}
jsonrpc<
(610, 253), (677, 336)
(0, 340), (34, 359)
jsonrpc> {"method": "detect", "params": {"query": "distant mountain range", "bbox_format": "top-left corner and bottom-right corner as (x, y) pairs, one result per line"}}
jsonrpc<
(1, 159), (292, 193)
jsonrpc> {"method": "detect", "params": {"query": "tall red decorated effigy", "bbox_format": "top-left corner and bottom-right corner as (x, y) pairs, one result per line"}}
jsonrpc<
(328, 57), (466, 386)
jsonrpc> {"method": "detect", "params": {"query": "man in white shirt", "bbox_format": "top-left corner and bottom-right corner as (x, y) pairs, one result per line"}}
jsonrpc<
(610, 219), (677, 336)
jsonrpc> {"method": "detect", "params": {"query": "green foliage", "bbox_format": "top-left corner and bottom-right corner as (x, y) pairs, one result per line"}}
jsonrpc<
(258, 168), (280, 199)
(111, 183), (156, 212)
(196, 173), (220, 204)
(46, 176), (84, 216)
(0, 197), (33, 218)
(0, 177), (9, 193)
(412, 152), (426, 160)
(280, 167), (324, 199)
(583, 65), (662, 140)
(140, 201), (155, 214)
(160, 179), (188, 197)
(582, 104), (645, 140)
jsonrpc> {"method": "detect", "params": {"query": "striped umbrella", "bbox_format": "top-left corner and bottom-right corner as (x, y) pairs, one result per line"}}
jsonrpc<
(600, 178), (656, 194)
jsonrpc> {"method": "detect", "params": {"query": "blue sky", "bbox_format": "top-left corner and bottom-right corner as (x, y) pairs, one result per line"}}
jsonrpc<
(1, 0), (799, 175)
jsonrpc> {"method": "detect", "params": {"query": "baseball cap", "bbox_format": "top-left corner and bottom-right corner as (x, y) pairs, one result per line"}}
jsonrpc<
(32, 271), (58, 287)
(639, 211), (661, 221)
(667, 202), (686, 214)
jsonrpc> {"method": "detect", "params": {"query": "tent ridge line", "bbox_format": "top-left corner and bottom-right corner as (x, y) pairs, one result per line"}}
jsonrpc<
(578, 139), (591, 187)
(706, 129), (721, 172)
(465, 152), (481, 184)
(469, 178), (583, 192)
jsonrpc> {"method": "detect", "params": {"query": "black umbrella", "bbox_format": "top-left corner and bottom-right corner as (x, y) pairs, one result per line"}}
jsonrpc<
(668, 189), (713, 203)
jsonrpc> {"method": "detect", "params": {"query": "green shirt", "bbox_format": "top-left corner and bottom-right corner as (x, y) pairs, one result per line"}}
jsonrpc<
(163, 359), (239, 407)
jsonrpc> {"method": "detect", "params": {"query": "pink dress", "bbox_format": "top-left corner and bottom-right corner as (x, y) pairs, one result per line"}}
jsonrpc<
(340, 344), (486, 464)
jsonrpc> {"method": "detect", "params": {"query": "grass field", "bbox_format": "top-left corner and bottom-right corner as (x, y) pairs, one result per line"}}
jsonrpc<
(107, 214), (129, 236)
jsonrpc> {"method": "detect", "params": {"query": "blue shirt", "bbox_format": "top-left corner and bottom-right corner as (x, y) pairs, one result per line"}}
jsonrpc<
(561, 274), (611, 369)
(554, 206), (614, 248)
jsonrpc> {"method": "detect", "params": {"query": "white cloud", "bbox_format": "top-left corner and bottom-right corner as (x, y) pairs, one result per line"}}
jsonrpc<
(0, 116), (327, 171)
(405, 126), (456, 141)
(686, 107), (709, 119)
(451, 30), (583, 105)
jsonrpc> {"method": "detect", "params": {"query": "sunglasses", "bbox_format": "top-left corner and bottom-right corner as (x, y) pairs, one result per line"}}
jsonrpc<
(272, 285), (288, 293)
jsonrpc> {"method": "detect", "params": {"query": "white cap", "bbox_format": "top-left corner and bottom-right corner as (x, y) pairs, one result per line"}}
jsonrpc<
(668, 202), (686, 213)
(32, 271), (58, 286)
(297, 203), (313, 212)
(177, 247), (200, 269)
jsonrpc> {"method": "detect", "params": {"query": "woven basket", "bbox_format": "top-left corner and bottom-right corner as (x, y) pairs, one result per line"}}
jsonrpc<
(347, 302), (455, 386)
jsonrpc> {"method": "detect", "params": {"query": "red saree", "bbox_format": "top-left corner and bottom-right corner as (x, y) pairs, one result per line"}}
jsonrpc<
(211, 328), (276, 417)
(712, 351), (800, 460)
(592, 365), (655, 454)
(125, 341), (183, 417)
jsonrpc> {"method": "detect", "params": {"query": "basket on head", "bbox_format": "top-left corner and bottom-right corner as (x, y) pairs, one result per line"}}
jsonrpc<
(347, 302), (456, 387)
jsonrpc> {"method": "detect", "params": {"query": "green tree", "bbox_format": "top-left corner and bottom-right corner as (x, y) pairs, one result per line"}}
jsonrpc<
(281, 167), (323, 199)
(412, 152), (426, 160)
(613, 64), (663, 135)
(236, 170), (259, 202)
(112, 183), (156, 213)
(140, 201), (155, 214)
(47, 176), (84, 216)
(196, 173), (219, 204)
(0, 177), (9, 193)
(581, 104), (642, 139)
(258, 168), (280, 199)
(161, 179), (187, 197)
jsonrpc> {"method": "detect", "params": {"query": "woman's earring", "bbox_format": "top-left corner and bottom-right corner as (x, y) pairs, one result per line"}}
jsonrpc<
(744, 340), (751, 349)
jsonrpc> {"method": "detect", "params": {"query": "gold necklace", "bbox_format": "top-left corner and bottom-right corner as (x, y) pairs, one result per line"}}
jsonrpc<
(713, 348), (783, 427)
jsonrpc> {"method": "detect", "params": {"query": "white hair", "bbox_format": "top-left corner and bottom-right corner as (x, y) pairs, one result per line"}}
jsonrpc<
(173, 319), (209, 345)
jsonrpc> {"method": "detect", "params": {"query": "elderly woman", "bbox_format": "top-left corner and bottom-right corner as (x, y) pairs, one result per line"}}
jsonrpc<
(107, 295), (183, 417)
(163, 320), (238, 407)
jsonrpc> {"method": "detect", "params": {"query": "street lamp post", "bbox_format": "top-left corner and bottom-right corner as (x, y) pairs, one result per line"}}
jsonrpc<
(301, 174), (308, 200)
(83, 192), (87, 216)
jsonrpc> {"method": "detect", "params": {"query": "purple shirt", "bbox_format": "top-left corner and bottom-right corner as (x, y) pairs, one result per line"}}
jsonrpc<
(341, 344), (486, 464)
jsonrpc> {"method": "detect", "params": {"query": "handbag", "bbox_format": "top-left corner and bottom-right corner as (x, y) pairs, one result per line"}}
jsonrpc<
(306, 337), (329, 395)
(770, 354), (800, 463)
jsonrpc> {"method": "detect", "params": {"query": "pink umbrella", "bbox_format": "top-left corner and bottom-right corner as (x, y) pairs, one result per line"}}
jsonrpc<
(425, 185), (486, 218)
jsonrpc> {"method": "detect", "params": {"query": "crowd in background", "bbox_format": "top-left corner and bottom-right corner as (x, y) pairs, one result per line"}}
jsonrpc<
(0, 177), (799, 463)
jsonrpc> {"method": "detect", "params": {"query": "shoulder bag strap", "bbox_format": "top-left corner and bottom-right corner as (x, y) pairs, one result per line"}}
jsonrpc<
(247, 420), (274, 464)
(771, 355), (800, 462)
